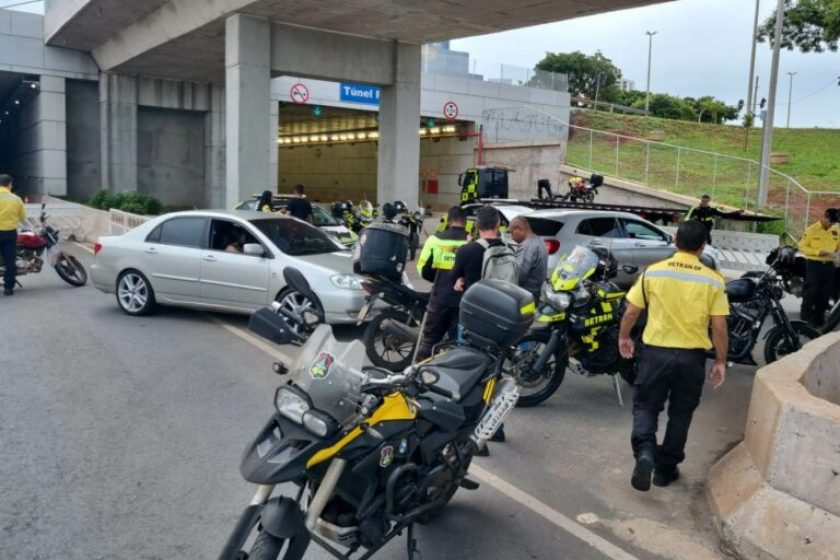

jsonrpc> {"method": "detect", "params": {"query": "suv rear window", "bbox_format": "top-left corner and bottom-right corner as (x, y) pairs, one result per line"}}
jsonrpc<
(526, 217), (564, 237)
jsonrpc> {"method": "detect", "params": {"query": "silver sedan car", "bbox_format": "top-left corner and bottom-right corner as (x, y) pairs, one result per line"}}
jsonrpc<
(91, 210), (366, 322)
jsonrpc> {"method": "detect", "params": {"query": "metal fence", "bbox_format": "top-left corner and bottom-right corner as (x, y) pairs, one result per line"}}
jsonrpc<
(109, 208), (150, 235)
(482, 105), (838, 240)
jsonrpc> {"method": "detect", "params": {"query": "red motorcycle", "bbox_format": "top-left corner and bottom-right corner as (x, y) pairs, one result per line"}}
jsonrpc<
(564, 173), (604, 203)
(0, 202), (87, 287)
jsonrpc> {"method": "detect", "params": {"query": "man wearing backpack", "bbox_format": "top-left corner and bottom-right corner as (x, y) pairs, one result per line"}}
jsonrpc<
(452, 205), (518, 452)
(452, 205), (519, 292)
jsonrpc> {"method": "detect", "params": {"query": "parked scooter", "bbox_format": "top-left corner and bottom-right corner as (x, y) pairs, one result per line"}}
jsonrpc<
(0, 202), (87, 288)
(219, 275), (535, 560)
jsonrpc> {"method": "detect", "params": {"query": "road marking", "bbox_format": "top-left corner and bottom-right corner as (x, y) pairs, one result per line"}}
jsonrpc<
(73, 241), (94, 254)
(209, 316), (294, 364)
(211, 316), (638, 560)
(470, 464), (639, 560)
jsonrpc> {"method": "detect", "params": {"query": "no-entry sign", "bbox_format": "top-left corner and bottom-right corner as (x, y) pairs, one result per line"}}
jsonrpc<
(290, 83), (310, 104)
(443, 100), (459, 120)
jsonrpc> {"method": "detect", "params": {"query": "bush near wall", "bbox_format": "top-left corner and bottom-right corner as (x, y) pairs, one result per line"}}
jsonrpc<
(88, 190), (163, 215)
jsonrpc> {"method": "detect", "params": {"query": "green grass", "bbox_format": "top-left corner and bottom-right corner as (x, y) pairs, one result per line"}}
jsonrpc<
(565, 111), (840, 223)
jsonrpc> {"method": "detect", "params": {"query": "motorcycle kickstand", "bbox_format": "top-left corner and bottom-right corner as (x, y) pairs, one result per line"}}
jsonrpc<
(406, 523), (422, 560)
(612, 375), (624, 407)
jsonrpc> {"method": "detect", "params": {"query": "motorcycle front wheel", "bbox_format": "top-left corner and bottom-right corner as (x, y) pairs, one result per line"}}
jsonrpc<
(55, 254), (87, 286)
(509, 332), (567, 408)
(763, 321), (821, 364)
(248, 530), (285, 560)
(363, 309), (416, 371)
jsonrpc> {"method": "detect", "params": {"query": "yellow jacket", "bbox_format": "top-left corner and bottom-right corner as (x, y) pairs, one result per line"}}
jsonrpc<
(0, 187), (25, 231)
(798, 221), (840, 262)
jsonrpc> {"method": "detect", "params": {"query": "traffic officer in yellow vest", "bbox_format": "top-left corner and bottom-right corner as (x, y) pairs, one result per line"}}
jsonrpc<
(0, 174), (26, 296)
(415, 206), (469, 361)
(619, 220), (729, 492)
(798, 208), (840, 326)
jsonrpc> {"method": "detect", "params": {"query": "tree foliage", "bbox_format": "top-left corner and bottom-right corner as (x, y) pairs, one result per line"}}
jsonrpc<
(759, 0), (840, 52)
(624, 93), (739, 124)
(533, 50), (622, 101)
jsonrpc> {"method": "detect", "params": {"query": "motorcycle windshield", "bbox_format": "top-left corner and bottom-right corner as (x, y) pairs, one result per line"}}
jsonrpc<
(290, 324), (366, 427)
(549, 246), (599, 292)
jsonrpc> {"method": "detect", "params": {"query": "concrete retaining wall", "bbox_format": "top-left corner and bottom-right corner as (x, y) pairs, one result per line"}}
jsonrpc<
(707, 333), (840, 560)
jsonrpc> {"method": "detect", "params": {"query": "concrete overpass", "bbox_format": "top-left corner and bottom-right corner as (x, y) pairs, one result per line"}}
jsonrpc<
(44, 0), (671, 207)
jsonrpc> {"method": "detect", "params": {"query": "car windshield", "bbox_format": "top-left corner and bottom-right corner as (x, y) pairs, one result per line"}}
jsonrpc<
(252, 218), (342, 256)
(312, 206), (339, 226)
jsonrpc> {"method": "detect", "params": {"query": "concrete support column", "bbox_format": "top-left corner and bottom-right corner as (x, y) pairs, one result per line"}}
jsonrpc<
(225, 14), (271, 207)
(205, 85), (226, 208)
(269, 98), (279, 192)
(377, 42), (421, 207)
(99, 72), (138, 192)
(34, 75), (67, 196)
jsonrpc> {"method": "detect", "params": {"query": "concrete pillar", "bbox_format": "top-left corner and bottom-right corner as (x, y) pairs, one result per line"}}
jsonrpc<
(377, 42), (421, 207)
(34, 75), (67, 196)
(269, 98), (279, 192)
(99, 72), (138, 192)
(205, 85), (226, 208)
(225, 14), (271, 207)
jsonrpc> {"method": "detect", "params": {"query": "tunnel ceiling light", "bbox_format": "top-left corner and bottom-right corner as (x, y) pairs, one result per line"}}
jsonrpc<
(418, 128), (427, 135)
(430, 127), (441, 134)
(320, 134), (328, 142)
(369, 131), (379, 139)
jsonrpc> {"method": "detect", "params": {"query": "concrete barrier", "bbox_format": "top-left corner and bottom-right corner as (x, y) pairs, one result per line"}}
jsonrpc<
(707, 333), (840, 560)
(24, 196), (110, 243)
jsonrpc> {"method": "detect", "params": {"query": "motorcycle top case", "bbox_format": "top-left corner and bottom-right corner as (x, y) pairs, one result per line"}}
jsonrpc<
(353, 222), (408, 281)
(459, 279), (535, 348)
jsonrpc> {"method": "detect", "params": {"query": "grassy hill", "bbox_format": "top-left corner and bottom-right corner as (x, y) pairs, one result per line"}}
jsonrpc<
(565, 111), (840, 233)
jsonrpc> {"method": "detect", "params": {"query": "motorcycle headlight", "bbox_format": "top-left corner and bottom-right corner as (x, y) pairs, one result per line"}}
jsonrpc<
(331, 274), (364, 290)
(541, 283), (572, 310)
(302, 410), (339, 438)
(274, 386), (310, 423)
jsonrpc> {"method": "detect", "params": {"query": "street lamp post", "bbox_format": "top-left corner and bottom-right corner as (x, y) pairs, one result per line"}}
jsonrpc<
(746, 0), (761, 126)
(757, 0), (786, 208)
(645, 31), (657, 113)
(786, 71), (797, 128)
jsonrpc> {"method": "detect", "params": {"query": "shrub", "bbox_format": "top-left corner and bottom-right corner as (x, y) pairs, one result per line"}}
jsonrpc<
(87, 189), (164, 215)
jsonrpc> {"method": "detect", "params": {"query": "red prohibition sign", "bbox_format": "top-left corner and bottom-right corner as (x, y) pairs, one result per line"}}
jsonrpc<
(290, 83), (310, 104)
(443, 100), (459, 120)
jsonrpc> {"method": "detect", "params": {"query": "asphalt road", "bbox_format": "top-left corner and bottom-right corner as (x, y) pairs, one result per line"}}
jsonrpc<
(1, 244), (795, 560)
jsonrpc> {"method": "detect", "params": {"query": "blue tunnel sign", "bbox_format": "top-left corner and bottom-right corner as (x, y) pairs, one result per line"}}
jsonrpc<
(339, 83), (380, 105)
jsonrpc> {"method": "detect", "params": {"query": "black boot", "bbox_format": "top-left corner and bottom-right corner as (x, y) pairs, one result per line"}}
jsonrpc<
(653, 467), (680, 487)
(631, 449), (655, 492)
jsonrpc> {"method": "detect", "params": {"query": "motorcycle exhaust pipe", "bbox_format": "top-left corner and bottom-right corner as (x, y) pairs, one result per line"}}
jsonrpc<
(380, 318), (420, 344)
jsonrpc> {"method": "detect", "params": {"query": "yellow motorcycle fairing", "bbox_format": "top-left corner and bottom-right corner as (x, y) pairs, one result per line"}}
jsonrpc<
(306, 393), (417, 468)
(537, 311), (567, 324)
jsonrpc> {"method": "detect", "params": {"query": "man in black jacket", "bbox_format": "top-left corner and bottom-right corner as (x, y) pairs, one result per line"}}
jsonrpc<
(686, 195), (743, 244)
(415, 206), (469, 361)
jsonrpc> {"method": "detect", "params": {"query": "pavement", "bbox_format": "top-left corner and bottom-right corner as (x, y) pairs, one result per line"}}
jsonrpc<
(0, 243), (810, 560)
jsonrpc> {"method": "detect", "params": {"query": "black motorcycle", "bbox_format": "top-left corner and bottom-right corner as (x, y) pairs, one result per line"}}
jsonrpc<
(220, 277), (534, 560)
(356, 276), (429, 372)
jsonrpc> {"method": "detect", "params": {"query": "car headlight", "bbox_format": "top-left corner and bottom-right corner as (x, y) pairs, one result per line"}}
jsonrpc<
(541, 283), (572, 310)
(331, 274), (364, 290)
(275, 386), (310, 423)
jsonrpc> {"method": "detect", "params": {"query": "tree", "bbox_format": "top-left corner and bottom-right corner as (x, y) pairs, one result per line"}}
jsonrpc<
(758, 0), (840, 52)
(532, 51), (623, 102)
(632, 93), (697, 121)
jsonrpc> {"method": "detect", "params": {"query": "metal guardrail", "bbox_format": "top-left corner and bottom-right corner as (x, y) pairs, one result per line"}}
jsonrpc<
(109, 208), (150, 234)
(481, 104), (839, 241)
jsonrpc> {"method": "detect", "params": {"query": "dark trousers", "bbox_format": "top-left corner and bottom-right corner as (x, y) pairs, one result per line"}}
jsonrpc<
(537, 183), (554, 201)
(631, 346), (706, 470)
(416, 301), (459, 361)
(0, 229), (16, 290)
(801, 260), (835, 326)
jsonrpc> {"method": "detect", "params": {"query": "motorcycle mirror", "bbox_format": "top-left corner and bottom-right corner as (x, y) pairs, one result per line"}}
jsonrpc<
(418, 369), (440, 386)
(248, 307), (296, 345)
(283, 267), (315, 299)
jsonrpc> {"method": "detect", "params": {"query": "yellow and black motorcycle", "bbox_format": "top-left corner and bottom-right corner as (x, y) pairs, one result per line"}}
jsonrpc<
(219, 274), (534, 560)
(508, 245), (642, 407)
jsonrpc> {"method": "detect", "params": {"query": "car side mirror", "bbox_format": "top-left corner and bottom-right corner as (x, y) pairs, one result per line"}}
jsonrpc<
(665, 233), (674, 244)
(243, 243), (265, 257)
(622, 264), (639, 274)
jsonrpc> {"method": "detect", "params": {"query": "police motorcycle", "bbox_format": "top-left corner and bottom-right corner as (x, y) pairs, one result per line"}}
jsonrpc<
(390, 201), (424, 261)
(358, 200), (378, 229)
(506, 245), (641, 407)
(332, 201), (365, 235)
(353, 221), (429, 372)
(219, 269), (536, 560)
(722, 250), (821, 364)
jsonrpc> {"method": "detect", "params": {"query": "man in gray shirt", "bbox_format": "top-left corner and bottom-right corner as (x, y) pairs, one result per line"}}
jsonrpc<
(509, 216), (548, 301)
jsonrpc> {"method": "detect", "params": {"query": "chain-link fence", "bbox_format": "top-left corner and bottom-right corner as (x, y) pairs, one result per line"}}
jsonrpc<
(482, 105), (834, 240)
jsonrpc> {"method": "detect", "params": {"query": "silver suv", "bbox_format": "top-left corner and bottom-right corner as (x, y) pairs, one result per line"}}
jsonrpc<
(523, 209), (715, 288)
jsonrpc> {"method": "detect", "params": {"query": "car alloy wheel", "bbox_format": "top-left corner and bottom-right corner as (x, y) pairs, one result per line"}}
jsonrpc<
(277, 290), (320, 335)
(118, 272), (150, 314)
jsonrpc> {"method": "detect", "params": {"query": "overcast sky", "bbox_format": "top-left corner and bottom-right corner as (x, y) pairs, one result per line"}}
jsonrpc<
(452, 0), (839, 128)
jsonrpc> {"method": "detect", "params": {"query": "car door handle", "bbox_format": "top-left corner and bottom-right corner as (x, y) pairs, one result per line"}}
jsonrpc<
(203, 255), (217, 262)
(634, 242), (646, 247)
(143, 247), (157, 255)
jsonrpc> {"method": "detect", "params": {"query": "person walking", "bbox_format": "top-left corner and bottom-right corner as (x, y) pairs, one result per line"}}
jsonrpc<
(685, 194), (743, 245)
(285, 184), (313, 223)
(798, 208), (840, 326)
(618, 220), (729, 491)
(0, 174), (26, 296)
(414, 206), (469, 362)
(508, 215), (548, 302)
